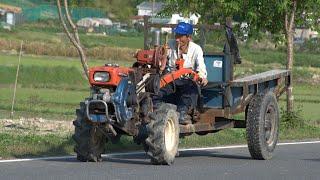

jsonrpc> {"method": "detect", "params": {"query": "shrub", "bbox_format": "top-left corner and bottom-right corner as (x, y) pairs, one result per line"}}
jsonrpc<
(280, 105), (305, 129)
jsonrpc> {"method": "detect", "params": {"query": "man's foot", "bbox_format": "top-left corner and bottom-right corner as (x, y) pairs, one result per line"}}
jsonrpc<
(179, 111), (192, 125)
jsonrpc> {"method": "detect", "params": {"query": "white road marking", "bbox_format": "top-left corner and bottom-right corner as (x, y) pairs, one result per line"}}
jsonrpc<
(0, 140), (319, 163)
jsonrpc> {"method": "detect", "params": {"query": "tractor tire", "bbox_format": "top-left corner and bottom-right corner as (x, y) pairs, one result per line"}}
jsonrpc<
(145, 103), (179, 165)
(73, 102), (107, 162)
(246, 91), (280, 160)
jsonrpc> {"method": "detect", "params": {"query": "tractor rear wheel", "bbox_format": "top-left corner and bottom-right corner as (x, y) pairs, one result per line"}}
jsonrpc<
(73, 102), (107, 162)
(246, 91), (280, 160)
(145, 103), (179, 165)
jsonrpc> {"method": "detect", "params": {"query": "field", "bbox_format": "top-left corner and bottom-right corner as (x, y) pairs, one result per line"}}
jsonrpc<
(0, 25), (320, 158)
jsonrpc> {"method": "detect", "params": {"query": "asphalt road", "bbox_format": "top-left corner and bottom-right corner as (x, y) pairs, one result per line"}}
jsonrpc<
(0, 141), (319, 180)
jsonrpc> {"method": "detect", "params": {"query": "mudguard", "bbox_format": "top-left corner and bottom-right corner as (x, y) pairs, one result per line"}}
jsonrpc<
(112, 77), (134, 125)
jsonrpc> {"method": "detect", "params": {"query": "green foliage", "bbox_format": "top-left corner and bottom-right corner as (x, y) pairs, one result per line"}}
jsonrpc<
(280, 105), (305, 129)
(163, 1), (320, 38)
(296, 38), (320, 54)
(162, 0), (242, 24)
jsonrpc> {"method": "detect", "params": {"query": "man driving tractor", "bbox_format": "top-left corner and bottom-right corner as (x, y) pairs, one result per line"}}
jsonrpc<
(153, 22), (208, 125)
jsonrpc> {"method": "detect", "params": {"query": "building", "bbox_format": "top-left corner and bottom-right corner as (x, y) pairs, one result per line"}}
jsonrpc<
(134, 2), (200, 33)
(294, 28), (318, 42)
(0, 3), (22, 26)
(136, 1), (165, 16)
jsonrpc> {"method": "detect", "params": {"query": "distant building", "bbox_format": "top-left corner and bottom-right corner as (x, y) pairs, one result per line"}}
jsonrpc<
(134, 1), (201, 34)
(0, 3), (22, 26)
(295, 28), (318, 40)
(136, 1), (165, 16)
(77, 18), (113, 28)
(77, 17), (113, 33)
(167, 13), (200, 25)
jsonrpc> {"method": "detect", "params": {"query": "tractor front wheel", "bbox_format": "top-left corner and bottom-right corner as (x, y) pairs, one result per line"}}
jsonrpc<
(145, 103), (180, 165)
(73, 102), (107, 162)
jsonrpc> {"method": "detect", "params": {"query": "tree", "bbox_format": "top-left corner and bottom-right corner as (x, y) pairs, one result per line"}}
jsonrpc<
(56, 0), (89, 79)
(163, 0), (320, 112)
(242, 0), (320, 113)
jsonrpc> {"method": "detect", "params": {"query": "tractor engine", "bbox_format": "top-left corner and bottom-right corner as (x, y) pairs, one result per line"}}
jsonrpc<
(85, 44), (164, 137)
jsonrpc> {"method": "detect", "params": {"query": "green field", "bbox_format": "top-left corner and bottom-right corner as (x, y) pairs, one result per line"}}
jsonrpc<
(1, 53), (319, 123)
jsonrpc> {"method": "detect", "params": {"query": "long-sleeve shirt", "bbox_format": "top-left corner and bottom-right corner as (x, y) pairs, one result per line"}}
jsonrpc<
(166, 40), (207, 79)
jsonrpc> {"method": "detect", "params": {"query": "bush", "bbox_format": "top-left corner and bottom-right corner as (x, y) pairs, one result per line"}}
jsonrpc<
(296, 38), (320, 54)
(280, 105), (305, 129)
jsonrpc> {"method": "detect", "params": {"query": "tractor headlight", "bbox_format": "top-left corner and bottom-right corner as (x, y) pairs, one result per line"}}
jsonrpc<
(94, 72), (110, 82)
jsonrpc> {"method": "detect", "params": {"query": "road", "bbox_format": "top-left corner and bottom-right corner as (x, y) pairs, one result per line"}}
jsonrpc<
(0, 141), (319, 180)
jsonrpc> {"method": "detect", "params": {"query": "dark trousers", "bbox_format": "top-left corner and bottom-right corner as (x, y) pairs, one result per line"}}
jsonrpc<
(152, 78), (198, 112)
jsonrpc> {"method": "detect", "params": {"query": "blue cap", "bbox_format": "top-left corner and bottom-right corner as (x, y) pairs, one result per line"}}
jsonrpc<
(174, 22), (193, 35)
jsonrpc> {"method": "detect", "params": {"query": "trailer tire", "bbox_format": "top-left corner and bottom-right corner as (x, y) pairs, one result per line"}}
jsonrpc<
(73, 102), (107, 162)
(246, 91), (279, 160)
(145, 103), (179, 165)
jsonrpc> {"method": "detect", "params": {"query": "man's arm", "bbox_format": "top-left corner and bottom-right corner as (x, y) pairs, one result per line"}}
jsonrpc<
(195, 46), (208, 86)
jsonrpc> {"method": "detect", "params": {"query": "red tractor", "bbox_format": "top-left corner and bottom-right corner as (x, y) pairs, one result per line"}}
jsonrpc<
(73, 24), (290, 165)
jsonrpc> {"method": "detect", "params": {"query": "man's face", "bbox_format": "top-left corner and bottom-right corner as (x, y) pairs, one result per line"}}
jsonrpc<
(175, 34), (190, 47)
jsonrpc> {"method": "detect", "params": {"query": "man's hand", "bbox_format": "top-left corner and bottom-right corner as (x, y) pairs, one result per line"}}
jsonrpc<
(199, 78), (208, 86)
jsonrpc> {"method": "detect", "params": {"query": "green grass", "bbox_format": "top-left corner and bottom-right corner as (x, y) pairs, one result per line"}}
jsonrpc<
(240, 48), (320, 68)
(0, 133), (74, 158)
(1, 126), (319, 159)
(0, 54), (132, 68)
(0, 54), (132, 89)
(279, 85), (320, 123)
(0, 29), (144, 49)
(0, 88), (88, 120)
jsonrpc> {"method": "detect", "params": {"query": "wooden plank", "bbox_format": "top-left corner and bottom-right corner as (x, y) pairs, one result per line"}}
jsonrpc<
(231, 69), (290, 87)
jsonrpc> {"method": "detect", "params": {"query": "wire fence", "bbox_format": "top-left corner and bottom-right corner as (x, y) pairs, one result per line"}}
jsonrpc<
(17, 5), (105, 23)
(0, 0), (106, 24)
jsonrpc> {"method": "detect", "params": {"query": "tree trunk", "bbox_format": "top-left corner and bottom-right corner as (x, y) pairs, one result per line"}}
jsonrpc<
(286, 31), (294, 113)
(285, 0), (297, 113)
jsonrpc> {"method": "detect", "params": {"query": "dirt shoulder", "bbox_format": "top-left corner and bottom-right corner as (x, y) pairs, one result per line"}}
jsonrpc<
(0, 118), (73, 135)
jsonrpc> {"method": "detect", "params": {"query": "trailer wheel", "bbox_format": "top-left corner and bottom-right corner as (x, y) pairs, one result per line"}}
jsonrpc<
(145, 103), (179, 165)
(73, 102), (107, 162)
(246, 91), (279, 160)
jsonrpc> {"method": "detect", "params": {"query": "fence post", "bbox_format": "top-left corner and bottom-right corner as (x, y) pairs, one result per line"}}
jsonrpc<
(143, 16), (150, 50)
(11, 41), (24, 119)
(199, 25), (206, 53)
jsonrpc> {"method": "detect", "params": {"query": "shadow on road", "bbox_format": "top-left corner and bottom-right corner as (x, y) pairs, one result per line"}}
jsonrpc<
(178, 150), (251, 160)
(44, 149), (251, 164)
(44, 152), (151, 165)
(105, 153), (150, 165)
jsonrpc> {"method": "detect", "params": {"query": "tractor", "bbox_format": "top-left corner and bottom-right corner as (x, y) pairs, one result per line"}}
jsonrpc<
(72, 20), (291, 165)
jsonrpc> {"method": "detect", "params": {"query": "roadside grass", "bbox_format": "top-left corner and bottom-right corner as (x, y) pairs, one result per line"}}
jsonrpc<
(0, 126), (319, 159)
(0, 84), (319, 158)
